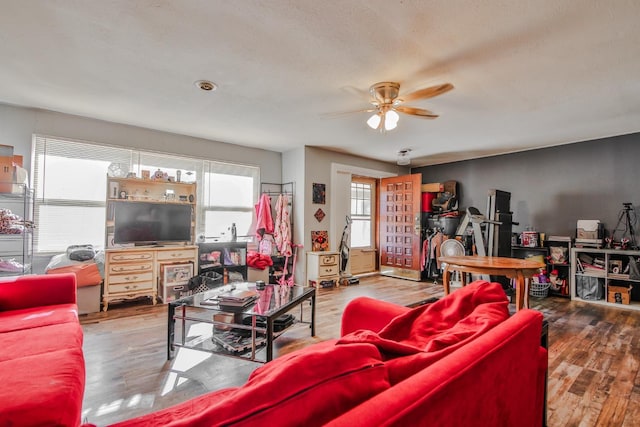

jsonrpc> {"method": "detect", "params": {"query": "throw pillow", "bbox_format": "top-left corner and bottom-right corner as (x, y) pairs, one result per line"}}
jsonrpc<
(337, 280), (510, 383)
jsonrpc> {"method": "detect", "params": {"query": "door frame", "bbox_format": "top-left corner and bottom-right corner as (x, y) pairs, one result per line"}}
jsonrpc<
(329, 163), (396, 274)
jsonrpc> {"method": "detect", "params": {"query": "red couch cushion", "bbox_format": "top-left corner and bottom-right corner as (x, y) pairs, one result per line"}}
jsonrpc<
(0, 273), (77, 310)
(110, 340), (390, 427)
(0, 347), (85, 427)
(108, 388), (239, 427)
(0, 322), (84, 362)
(0, 303), (79, 333)
(337, 280), (510, 383)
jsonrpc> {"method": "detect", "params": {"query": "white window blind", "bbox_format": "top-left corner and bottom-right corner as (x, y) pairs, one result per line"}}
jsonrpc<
(32, 135), (260, 253)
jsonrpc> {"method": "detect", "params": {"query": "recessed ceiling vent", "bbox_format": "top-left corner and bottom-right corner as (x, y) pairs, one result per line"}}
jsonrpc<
(195, 80), (217, 91)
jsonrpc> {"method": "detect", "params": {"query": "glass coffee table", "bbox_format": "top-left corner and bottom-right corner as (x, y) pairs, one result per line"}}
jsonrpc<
(167, 282), (316, 363)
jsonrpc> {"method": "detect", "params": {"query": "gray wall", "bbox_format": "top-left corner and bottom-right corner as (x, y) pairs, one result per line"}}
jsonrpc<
(413, 132), (640, 238)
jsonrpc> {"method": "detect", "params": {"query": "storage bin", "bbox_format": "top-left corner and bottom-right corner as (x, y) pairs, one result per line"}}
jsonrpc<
(607, 285), (632, 305)
(576, 276), (604, 300)
(529, 282), (550, 298)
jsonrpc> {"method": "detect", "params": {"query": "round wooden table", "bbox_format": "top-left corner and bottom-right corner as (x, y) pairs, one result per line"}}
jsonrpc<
(438, 255), (545, 311)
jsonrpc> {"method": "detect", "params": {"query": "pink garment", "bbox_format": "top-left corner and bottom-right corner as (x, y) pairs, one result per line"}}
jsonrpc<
(255, 193), (274, 238)
(273, 193), (292, 256)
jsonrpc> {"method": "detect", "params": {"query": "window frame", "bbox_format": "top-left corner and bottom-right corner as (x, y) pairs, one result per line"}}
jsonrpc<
(350, 176), (376, 249)
(32, 135), (260, 254)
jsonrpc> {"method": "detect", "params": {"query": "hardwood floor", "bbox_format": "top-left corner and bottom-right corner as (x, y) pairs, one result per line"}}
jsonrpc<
(79, 275), (640, 426)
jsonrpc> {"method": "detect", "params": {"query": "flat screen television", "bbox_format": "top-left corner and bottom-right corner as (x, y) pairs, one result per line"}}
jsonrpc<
(113, 202), (192, 245)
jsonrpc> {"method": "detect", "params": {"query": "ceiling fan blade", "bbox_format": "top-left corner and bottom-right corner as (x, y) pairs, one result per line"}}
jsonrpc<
(321, 108), (377, 118)
(394, 105), (439, 118)
(396, 83), (454, 104)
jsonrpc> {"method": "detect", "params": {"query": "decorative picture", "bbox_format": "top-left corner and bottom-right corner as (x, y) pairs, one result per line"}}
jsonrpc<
(311, 230), (329, 251)
(312, 183), (326, 204)
(549, 246), (568, 264)
(314, 208), (326, 222)
(162, 263), (193, 287)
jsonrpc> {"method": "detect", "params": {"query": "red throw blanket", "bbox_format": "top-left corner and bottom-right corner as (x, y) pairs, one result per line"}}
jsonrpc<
(337, 280), (510, 383)
(247, 251), (274, 270)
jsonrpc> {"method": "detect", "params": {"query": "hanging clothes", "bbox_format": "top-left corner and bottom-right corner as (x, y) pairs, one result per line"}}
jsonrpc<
(254, 193), (274, 239)
(274, 193), (292, 256)
(431, 231), (444, 269)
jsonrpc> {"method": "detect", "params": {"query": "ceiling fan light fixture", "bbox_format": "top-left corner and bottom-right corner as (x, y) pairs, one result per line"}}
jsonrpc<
(367, 110), (399, 132)
(397, 149), (411, 166)
(385, 110), (399, 131)
(367, 113), (381, 129)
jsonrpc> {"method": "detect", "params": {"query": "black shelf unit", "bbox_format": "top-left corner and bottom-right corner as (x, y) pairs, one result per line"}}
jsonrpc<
(543, 238), (572, 298)
(197, 241), (248, 283)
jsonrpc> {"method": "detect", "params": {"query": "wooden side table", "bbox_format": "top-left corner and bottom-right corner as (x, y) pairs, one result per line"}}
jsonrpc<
(438, 255), (545, 311)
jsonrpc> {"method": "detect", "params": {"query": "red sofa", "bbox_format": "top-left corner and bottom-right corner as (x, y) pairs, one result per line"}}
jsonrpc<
(108, 280), (547, 427)
(0, 273), (86, 426)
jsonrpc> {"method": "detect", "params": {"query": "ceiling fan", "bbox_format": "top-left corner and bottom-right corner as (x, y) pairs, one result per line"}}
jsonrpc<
(333, 81), (454, 132)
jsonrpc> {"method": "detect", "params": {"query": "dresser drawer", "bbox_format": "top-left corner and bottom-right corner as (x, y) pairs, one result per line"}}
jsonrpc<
(318, 254), (338, 266)
(109, 281), (154, 293)
(108, 262), (153, 275)
(317, 265), (339, 277)
(109, 271), (153, 285)
(108, 251), (154, 263)
(157, 248), (197, 261)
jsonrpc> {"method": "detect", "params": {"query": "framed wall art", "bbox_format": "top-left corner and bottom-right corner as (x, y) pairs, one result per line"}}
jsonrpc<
(314, 208), (325, 222)
(311, 230), (329, 251)
(312, 183), (326, 204)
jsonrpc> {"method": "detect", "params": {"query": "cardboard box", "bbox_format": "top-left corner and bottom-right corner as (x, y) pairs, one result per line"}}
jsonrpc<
(577, 220), (602, 239)
(607, 285), (632, 305)
(247, 267), (269, 283)
(421, 183), (444, 193)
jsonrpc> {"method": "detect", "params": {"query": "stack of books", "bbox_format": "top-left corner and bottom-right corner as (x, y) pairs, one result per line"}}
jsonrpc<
(212, 329), (266, 354)
(201, 288), (259, 310)
(576, 253), (606, 276)
(575, 238), (603, 248)
(547, 235), (571, 242)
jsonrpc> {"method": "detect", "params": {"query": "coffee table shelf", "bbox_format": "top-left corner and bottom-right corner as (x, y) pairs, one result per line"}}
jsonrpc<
(168, 282), (316, 363)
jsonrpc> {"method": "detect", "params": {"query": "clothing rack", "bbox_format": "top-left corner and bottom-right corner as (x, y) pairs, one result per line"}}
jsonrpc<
(259, 182), (296, 284)
(260, 182), (295, 234)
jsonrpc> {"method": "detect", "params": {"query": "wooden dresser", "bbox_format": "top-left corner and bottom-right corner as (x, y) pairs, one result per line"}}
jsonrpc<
(103, 245), (198, 311)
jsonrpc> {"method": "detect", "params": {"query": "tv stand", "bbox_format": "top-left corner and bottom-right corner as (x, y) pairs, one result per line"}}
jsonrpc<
(103, 174), (198, 310)
(103, 245), (198, 311)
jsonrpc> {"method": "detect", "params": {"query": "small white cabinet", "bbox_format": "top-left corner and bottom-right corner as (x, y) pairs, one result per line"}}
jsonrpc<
(306, 251), (340, 289)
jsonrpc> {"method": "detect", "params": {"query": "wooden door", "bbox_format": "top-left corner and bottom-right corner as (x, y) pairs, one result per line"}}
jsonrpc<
(379, 173), (422, 281)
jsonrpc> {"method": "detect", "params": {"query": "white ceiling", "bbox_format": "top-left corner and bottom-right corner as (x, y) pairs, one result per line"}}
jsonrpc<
(1, 1), (640, 167)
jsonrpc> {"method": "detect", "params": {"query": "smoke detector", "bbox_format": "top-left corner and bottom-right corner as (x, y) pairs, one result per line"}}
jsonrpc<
(397, 149), (411, 166)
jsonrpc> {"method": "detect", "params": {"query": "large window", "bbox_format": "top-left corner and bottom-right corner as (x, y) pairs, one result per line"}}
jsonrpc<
(350, 178), (376, 248)
(202, 161), (259, 240)
(32, 135), (259, 253)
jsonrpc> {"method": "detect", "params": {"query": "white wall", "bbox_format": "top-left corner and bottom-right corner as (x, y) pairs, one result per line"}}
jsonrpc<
(1, 103), (410, 282)
(0, 103), (282, 184)
(282, 147), (306, 282)
(300, 146), (406, 281)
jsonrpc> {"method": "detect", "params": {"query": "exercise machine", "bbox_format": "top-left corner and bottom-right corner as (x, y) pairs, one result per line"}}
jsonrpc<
(454, 207), (501, 257)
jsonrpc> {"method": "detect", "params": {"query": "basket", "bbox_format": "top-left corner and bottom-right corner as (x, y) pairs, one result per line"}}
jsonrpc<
(529, 282), (550, 298)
